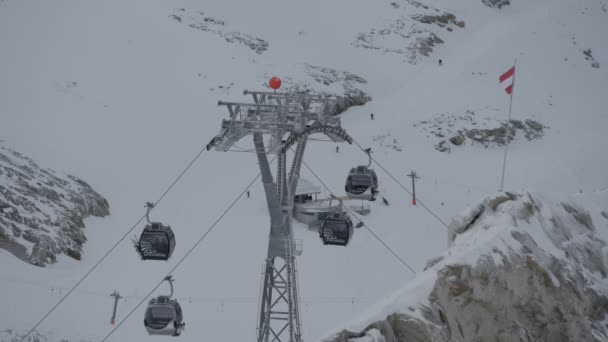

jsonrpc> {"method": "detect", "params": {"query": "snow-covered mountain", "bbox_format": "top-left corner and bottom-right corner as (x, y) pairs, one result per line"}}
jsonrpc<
(0, 0), (606, 341)
(0, 146), (109, 266)
(325, 190), (608, 341)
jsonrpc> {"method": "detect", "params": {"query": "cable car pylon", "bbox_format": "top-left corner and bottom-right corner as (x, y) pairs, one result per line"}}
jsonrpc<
(208, 79), (352, 342)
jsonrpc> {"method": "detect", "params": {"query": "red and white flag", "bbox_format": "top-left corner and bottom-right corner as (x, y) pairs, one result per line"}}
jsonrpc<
(499, 66), (515, 95)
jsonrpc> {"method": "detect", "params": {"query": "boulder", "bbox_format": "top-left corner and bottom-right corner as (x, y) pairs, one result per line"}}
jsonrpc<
(449, 134), (465, 146)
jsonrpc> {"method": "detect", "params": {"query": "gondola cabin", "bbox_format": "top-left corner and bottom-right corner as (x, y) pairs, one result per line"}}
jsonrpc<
(320, 212), (354, 246)
(144, 296), (185, 336)
(345, 166), (378, 201)
(136, 223), (176, 261)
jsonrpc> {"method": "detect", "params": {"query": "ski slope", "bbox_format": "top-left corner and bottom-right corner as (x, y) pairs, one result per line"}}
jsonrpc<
(0, 0), (606, 340)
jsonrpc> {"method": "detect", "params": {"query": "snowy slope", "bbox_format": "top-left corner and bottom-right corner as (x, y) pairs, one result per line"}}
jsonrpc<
(0, 0), (607, 341)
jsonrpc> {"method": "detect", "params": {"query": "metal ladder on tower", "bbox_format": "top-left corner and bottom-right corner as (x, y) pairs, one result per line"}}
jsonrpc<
(285, 235), (302, 342)
(277, 150), (289, 208)
(288, 137), (308, 200)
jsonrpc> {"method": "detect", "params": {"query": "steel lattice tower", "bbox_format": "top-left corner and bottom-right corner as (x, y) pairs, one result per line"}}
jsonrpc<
(207, 89), (352, 342)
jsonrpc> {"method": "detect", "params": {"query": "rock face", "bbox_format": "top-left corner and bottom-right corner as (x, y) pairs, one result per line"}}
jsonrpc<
(456, 119), (545, 147)
(303, 64), (372, 115)
(448, 134), (465, 146)
(170, 8), (269, 54)
(0, 329), (89, 342)
(352, 0), (464, 64)
(481, 0), (510, 9)
(583, 49), (601, 69)
(0, 146), (109, 266)
(324, 191), (608, 342)
(414, 110), (547, 152)
(268, 64), (372, 116)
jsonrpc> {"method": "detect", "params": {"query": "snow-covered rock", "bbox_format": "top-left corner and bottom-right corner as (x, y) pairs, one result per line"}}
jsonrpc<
(325, 191), (608, 342)
(0, 329), (89, 342)
(414, 110), (547, 152)
(170, 8), (269, 54)
(481, 0), (510, 9)
(353, 0), (464, 64)
(0, 146), (109, 267)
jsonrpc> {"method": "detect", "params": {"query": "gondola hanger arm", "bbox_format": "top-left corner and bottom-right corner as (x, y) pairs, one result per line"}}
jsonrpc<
(164, 276), (175, 298)
(364, 148), (372, 168)
(145, 202), (155, 224)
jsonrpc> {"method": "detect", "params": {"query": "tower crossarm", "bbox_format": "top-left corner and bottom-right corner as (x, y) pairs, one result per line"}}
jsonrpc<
(244, 90), (331, 102)
(207, 119), (295, 152)
(208, 105), (342, 152)
(244, 90), (336, 113)
(218, 101), (299, 119)
(280, 124), (352, 154)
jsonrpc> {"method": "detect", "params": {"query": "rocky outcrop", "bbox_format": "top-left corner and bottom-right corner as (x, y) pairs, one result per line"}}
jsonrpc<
(301, 64), (372, 115)
(448, 134), (465, 146)
(0, 329), (90, 342)
(328, 92), (371, 116)
(415, 110), (547, 152)
(170, 8), (269, 54)
(481, 0), (510, 9)
(324, 192), (608, 342)
(411, 13), (465, 28)
(583, 49), (601, 69)
(267, 65), (372, 116)
(0, 146), (109, 266)
(352, 1), (464, 64)
(452, 119), (545, 147)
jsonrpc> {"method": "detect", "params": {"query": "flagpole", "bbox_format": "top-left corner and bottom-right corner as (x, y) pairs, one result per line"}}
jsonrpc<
(499, 58), (516, 191)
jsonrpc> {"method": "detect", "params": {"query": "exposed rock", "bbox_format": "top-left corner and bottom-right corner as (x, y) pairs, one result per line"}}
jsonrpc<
(481, 0), (510, 9)
(465, 123), (516, 145)
(464, 119), (545, 146)
(411, 13), (464, 28)
(448, 134), (465, 146)
(325, 192), (608, 342)
(414, 33), (444, 58)
(352, 2), (464, 64)
(169, 8), (269, 54)
(209, 82), (235, 94)
(329, 92), (371, 115)
(434, 140), (449, 152)
(276, 65), (372, 116)
(0, 329), (89, 342)
(583, 48), (601, 69)
(0, 146), (109, 266)
(415, 111), (547, 152)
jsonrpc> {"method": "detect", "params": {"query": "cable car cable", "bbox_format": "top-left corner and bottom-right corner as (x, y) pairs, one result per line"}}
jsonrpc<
(297, 154), (416, 274)
(19, 143), (210, 342)
(100, 156), (276, 341)
(0, 276), (380, 304)
(349, 138), (449, 230)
